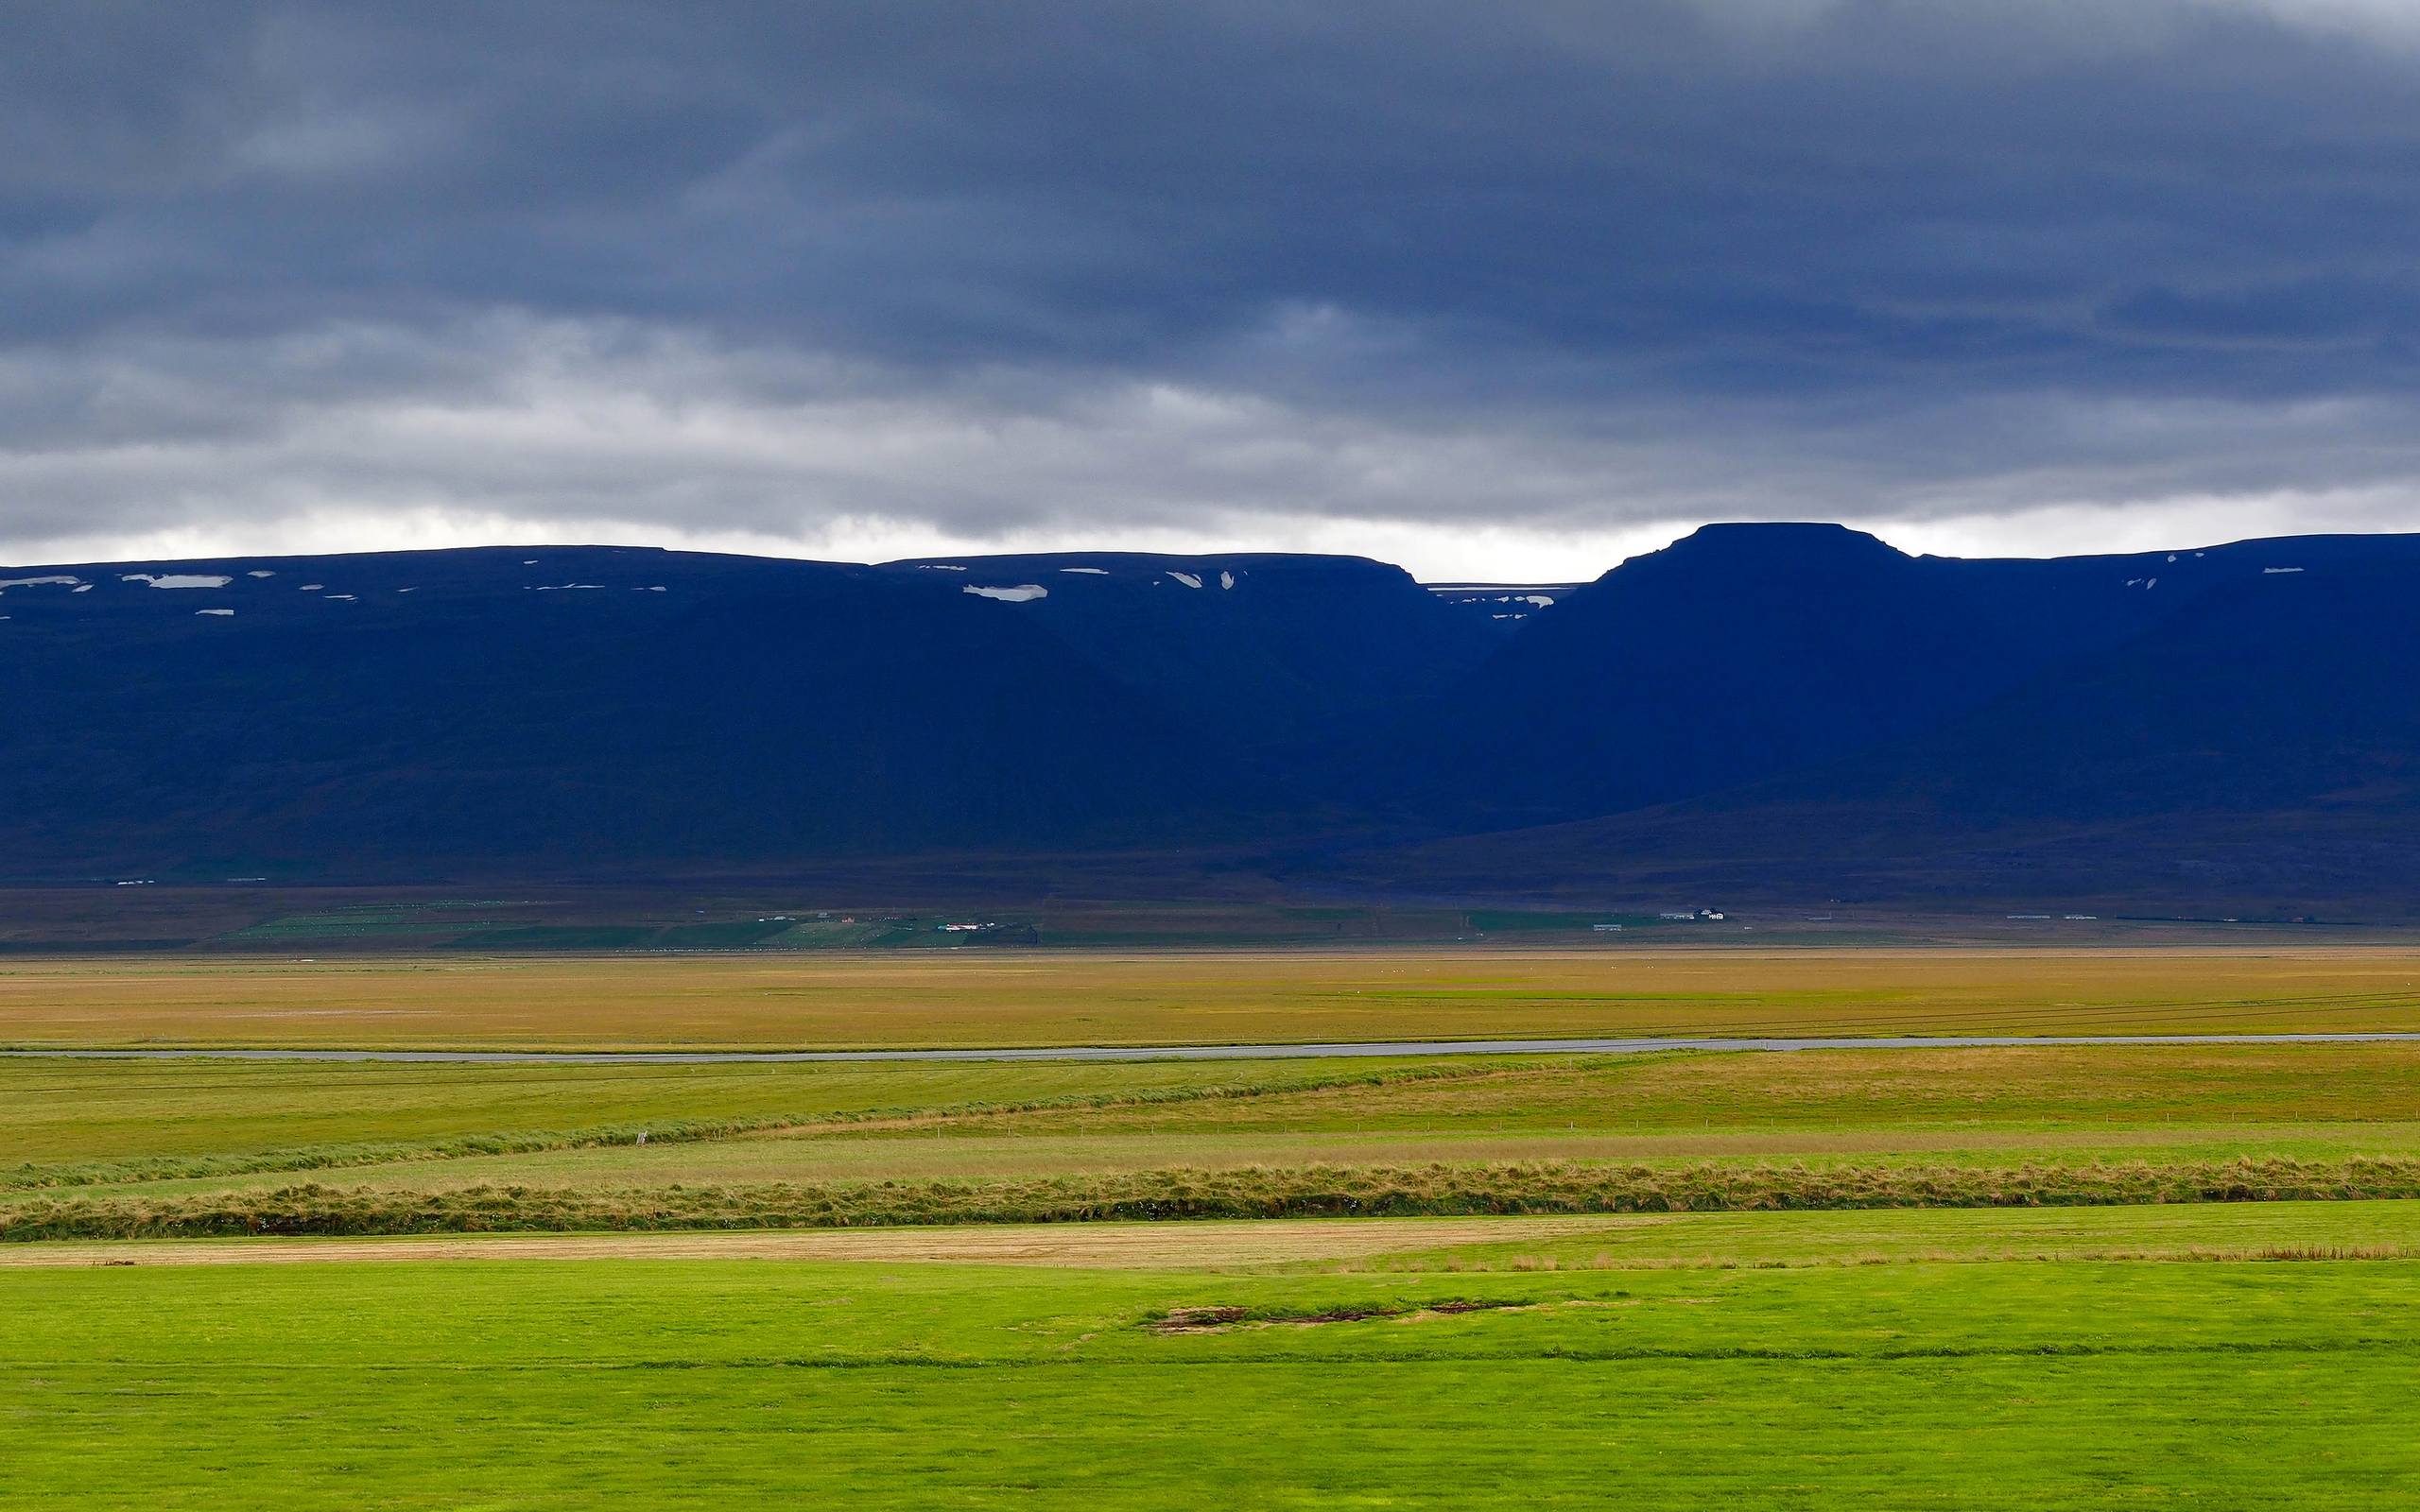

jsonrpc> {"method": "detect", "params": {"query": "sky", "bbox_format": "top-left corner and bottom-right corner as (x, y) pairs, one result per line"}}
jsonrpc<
(8, 1), (2420, 580)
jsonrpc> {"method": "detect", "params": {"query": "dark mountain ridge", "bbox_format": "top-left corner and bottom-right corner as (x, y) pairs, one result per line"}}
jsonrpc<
(1355, 539), (2420, 913)
(7, 527), (2420, 911)
(1365, 523), (2420, 833)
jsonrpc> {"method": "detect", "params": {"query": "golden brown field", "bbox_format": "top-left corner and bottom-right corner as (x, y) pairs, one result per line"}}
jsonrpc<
(5, 946), (2420, 1049)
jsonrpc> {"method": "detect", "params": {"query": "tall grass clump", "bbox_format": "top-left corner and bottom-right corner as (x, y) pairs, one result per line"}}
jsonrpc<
(9, 1155), (2419, 1241)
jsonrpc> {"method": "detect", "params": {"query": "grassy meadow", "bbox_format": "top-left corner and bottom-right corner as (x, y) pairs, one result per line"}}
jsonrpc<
(8, 944), (2420, 1049)
(7, 1216), (2419, 1507)
(10, 1040), (2420, 1233)
(9, 947), (2420, 1504)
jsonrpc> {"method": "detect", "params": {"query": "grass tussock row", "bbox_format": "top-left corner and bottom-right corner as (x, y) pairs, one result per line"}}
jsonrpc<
(0, 1059), (1535, 1193)
(9, 1155), (2420, 1241)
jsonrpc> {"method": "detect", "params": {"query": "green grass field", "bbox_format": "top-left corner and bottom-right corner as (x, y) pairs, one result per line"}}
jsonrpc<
(7, 1210), (2419, 1507)
(9, 951), (2420, 1503)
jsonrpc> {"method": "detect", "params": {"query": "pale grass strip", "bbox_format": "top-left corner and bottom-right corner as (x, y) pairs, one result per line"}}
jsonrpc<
(0, 1213), (1651, 1269)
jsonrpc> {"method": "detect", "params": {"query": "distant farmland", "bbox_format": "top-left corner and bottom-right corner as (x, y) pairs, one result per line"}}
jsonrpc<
(8, 945), (2420, 1051)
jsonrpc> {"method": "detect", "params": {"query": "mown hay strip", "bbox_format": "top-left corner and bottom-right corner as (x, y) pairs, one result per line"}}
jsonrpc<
(8, 1156), (2418, 1241)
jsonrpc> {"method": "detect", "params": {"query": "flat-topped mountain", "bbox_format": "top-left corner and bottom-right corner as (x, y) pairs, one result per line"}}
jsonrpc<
(8, 527), (2420, 911)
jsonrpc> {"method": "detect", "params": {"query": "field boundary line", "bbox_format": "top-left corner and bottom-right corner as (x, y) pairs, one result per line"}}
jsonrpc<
(10, 1029), (2420, 1063)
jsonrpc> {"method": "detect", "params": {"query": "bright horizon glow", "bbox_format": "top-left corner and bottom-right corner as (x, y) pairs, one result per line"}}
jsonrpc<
(8, 490), (2411, 584)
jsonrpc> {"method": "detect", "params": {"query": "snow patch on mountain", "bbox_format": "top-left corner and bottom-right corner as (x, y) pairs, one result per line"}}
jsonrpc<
(122, 574), (231, 589)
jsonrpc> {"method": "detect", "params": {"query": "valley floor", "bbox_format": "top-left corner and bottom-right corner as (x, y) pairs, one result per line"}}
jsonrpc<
(8, 946), (2419, 1504)
(7, 1208), (2418, 1507)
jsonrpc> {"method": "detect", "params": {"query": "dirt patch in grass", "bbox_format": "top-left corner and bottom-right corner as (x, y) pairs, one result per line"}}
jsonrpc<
(1152, 1305), (1251, 1331)
(1148, 1297), (1539, 1332)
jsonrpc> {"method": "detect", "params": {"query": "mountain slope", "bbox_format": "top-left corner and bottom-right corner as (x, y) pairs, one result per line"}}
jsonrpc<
(874, 552), (1495, 750)
(1371, 523), (2420, 833)
(1364, 524), (2036, 829)
(0, 547), (1272, 877)
(1360, 551), (2420, 912)
(11, 527), (2420, 910)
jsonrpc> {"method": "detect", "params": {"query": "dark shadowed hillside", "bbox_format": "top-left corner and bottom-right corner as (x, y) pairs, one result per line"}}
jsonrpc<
(874, 553), (1495, 750)
(1358, 524), (2420, 833)
(1364, 524), (2035, 829)
(1359, 547), (2420, 913)
(0, 547), (1315, 877)
(9, 528), (2420, 911)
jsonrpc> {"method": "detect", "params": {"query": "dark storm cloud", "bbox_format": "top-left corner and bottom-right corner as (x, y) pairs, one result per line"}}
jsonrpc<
(8, 1), (2420, 569)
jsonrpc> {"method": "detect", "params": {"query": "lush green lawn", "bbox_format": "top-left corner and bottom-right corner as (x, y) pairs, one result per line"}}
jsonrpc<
(5, 1230), (2417, 1507)
(1367, 1194), (2420, 1268)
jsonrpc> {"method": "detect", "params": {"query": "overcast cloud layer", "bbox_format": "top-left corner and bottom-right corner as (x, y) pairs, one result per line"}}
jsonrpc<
(8, 0), (2420, 578)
